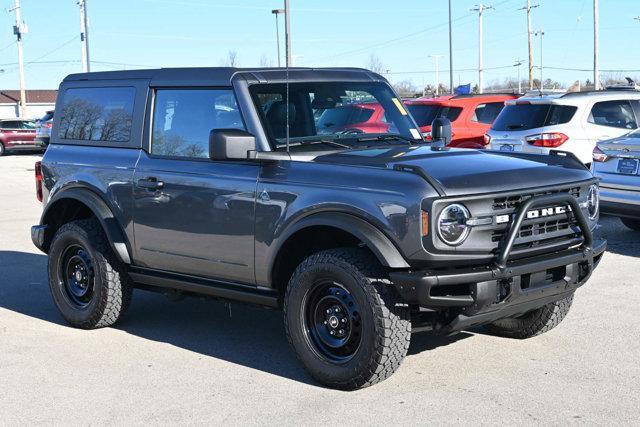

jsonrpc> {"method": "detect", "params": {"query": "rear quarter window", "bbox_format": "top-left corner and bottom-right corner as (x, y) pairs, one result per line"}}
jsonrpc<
(491, 104), (577, 131)
(471, 102), (505, 124)
(57, 87), (136, 143)
(588, 100), (637, 129)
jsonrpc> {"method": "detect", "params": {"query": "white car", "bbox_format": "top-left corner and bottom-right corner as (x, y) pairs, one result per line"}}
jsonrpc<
(486, 90), (640, 164)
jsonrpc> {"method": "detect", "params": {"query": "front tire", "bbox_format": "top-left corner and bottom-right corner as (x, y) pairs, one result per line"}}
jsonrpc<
(48, 218), (132, 329)
(284, 248), (411, 390)
(621, 217), (640, 231)
(0, 142), (5, 156)
(486, 294), (573, 339)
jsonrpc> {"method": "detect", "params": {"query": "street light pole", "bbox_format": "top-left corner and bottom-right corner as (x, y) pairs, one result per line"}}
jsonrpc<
(448, 0), (454, 93)
(79, 0), (91, 72)
(430, 54), (443, 96)
(284, 0), (292, 67)
(520, 1), (539, 91)
(12, 0), (27, 117)
(593, 0), (600, 90)
(514, 59), (523, 93)
(271, 9), (284, 67)
(534, 30), (544, 91)
(471, 4), (493, 94)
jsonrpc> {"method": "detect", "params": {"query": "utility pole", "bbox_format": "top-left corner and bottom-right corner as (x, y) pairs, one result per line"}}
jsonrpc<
(284, 0), (292, 67)
(520, 1), (539, 90)
(11, 0), (27, 117)
(271, 9), (284, 67)
(471, 4), (493, 94)
(430, 55), (443, 96)
(534, 30), (544, 91)
(79, 0), (91, 72)
(514, 59), (523, 93)
(593, 0), (599, 90)
(448, 0), (454, 93)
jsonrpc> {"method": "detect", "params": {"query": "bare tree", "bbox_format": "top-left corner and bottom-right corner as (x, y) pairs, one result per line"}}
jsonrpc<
(259, 54), (273, 68)
(392, 80), (419, 98)
(367, 54), (385, 74)
(227, 50), (239, 67)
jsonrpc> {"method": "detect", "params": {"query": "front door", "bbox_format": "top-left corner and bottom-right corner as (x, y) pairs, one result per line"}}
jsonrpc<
(132, 88), (258, 284)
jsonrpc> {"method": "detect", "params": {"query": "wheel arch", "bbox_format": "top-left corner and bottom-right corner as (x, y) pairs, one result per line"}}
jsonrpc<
(269, 212), (409, 293)
(40, 187), (132, 264)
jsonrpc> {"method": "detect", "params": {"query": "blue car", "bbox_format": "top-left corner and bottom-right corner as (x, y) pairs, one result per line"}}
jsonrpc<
(593, 130), (640, 230)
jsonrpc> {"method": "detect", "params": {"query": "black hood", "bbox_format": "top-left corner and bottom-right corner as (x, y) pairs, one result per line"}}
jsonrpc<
(313, 146), (594, 196)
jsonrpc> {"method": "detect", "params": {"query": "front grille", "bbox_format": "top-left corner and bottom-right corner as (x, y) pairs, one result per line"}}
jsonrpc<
(491, 217), (578, 242)
(492, 187), (581, 211)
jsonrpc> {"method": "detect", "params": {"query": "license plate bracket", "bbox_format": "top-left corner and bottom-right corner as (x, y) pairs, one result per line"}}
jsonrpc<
(617, 158), (639, 175)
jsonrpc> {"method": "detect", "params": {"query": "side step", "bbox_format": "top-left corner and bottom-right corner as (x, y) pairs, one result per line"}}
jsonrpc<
(129, 267), (279, 308)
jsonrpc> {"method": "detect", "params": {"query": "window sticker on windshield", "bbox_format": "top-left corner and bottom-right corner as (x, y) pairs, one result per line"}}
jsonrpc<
(409, 128), (421, 139)
(392, 98), (408, 115)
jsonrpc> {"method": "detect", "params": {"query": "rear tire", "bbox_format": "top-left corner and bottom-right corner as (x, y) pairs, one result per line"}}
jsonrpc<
(486, 294), (573, 339)
(48, 218), (132, 329)
(621, 217), (640, 231)
(284, 248), (411, 390)
(0, 142), (5, 156)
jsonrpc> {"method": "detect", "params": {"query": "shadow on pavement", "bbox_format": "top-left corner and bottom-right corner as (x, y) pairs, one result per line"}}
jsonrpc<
(0, 250), (463, 387)
(596, 216), (640, 258)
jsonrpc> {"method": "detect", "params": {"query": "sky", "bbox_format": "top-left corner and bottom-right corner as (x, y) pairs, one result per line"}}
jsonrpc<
(0, 0), (638, 91)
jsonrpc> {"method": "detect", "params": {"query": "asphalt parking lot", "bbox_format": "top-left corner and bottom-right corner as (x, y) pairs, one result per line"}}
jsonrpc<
(1, 153), (639, 425)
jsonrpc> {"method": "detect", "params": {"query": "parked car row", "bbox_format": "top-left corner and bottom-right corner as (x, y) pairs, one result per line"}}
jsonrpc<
(0, 110), (53, 156)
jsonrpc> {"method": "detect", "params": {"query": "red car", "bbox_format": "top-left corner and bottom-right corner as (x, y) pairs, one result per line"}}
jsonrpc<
(0, 118), (41, 156)
(316, 102), (389, 135)
(404, 93), (518, 148)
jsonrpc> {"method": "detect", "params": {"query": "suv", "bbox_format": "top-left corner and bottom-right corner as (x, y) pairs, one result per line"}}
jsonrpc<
(487, 90), (640, 164)
(0, 118), (40, 156)
(35, 110), (54, 148)
(31, 68), (605, 390)
(404, 93), (518, 148)
(316, 102), (389, 134)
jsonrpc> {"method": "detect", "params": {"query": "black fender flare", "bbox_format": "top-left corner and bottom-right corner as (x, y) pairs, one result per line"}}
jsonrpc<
(274, 212), (410, 270)
(40, 187), (132, 264)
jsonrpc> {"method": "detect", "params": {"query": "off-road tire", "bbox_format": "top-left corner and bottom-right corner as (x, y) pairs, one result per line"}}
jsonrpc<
(486, 294), (574, 339)
(621, 218), (640, 231)
(48, 218), (132, 329)
(284, 248), (411, 390)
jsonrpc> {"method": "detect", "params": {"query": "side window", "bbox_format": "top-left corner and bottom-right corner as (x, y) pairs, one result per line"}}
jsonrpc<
(57, 87), (135, 142)
(588, 100), (637, 129)
(151, 89), (245, 159)
(445, 107), (462, 121)
(471, 102), (505, 124)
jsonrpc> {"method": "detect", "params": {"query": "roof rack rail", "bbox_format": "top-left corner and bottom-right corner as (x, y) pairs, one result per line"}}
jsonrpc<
(560, 87), (640, 98)
(450, 92), (520, 99)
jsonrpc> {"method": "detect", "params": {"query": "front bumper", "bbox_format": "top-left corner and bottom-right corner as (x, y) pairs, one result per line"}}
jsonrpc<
(390, 192), (606, 334)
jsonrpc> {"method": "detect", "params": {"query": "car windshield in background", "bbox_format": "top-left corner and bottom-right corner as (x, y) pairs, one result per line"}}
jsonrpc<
(250, 81), (421, 151)
(1, 120), (36, 130)
(406, 104), (462, 127)
(491, 104), (577, 131)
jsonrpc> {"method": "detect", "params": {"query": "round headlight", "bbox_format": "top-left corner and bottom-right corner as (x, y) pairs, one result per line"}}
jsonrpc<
(587, 184), (599, 220)
(437, 203), (471, 246)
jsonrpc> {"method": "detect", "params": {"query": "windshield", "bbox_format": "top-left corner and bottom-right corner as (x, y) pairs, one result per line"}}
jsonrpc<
(250, 81), (421, 151)
(405, 104), (462, 127)
(491, 104), (577, 131)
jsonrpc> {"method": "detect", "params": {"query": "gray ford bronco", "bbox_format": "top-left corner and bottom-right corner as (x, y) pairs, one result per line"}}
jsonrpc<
(32, 67), (605, 390)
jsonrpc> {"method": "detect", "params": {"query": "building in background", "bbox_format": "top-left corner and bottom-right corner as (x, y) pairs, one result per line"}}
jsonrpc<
(0, 90), (57, 119)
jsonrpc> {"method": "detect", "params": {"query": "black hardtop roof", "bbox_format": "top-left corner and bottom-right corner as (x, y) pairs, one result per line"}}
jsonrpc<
(63, 67), (384, 86)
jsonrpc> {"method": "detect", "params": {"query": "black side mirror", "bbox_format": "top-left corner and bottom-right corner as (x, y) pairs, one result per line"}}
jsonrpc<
(431, 117), (452, 149)
(209, 129), (257, 161)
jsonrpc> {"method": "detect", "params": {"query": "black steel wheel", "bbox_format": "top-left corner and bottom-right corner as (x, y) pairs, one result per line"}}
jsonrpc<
(48, 218), (132, 329)
(59, 245), (95, 308)
(284, 248), (411, 390)
(303, 282), (362, 363)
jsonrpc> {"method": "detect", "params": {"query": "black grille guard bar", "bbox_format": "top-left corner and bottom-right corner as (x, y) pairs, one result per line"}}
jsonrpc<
(495, 193), (593, 271)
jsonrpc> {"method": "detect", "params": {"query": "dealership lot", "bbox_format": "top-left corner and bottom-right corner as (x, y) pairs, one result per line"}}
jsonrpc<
(1, 153), (639, 424)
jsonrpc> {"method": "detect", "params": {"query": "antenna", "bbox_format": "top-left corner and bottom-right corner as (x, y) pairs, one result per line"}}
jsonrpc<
(284, 0), (291, 152)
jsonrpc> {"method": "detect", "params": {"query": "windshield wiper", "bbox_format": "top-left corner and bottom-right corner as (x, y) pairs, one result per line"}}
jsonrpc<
(507, 124), (525, 130)
(289, 138), (353, 149)
(351, 133), (417, 145)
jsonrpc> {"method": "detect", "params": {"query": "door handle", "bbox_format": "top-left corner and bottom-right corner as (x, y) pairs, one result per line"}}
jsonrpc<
(137, 177), (164, 190)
